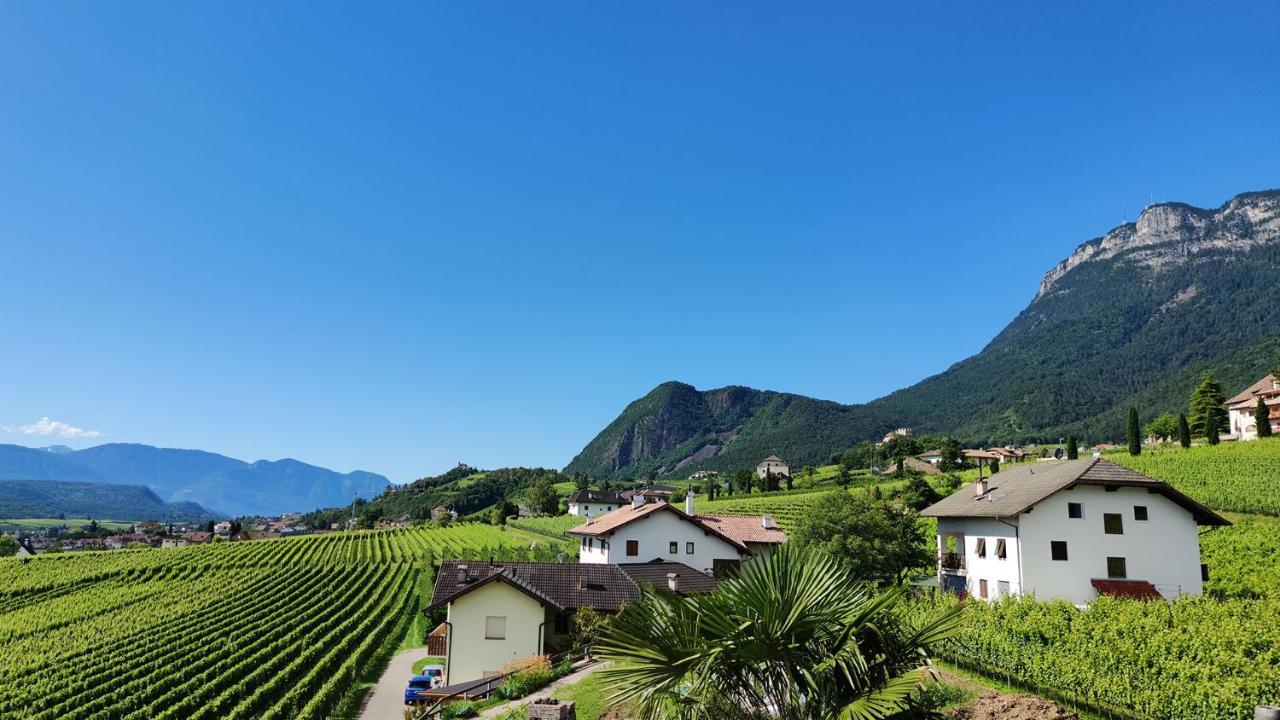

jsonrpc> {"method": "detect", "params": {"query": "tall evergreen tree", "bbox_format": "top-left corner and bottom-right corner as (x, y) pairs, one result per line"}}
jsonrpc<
(1066, 434), (1079, 460)
(1127, 406), (1142, 455)
(1188, 371), (1229, 439)
(1257, 397), (1273, 438)
(1178, 413), (1192, 448)
(1206, 412), (1221, 445)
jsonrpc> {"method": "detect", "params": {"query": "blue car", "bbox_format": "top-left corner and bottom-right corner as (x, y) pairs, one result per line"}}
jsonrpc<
(404, 665), (445, 705)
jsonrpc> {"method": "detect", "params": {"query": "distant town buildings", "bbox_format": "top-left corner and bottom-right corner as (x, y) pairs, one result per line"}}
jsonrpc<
(566, 490), (624, 518)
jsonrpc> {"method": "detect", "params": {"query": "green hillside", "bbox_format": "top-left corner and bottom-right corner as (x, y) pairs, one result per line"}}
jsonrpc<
(1105, 437), (1280, 515)
(0, 480), (221, 522)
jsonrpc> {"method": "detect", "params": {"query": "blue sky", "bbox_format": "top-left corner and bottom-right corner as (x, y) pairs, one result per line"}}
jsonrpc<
(1, 2), (1277, 482)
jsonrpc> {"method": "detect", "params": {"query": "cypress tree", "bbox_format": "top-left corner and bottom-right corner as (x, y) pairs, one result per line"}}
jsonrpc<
(1127, 406), (1141, 455)
(1257, 397), (1273, 438)
(1066, 434), (1079, 460)
(1206, 412), (1221, 446)
(1178, 413), (1191, 448)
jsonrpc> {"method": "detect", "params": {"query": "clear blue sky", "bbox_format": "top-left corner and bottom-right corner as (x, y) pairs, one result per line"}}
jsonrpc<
(1, 2), (1277, 482)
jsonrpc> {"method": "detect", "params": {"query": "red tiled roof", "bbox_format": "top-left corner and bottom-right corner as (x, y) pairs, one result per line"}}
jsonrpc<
(1227, 374), (1280, 405)
(696, 514), (787, 546)
(1091, 579), (1163, 600)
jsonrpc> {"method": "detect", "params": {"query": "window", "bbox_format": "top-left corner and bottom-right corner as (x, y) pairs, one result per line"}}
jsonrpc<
(484, 616), (507, 640)
(1134, 505), (1149, 521)
(554, 612), (569, 634)
(975, 537), (987, 558)
(1107, 557), (1127, 579)
(1104, 486), (1119, 492)
(997, 580), (1010, 598)
(584, 506), (589, 513)
(1051, 541), (1068, 561)
(580, 537), (587, 549)
(979, 579), (988, 599)
(669, 541), (678, 554)
(686, 542), (695, 555)
(995, 538), (1007, 560)
(587, 538), (594, 549)
(1104, 513), (1123, 535)
(1068, 502), (1083, 519)
(626, 540), (638, 557)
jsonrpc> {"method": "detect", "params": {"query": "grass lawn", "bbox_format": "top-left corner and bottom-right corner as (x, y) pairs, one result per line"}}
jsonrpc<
(412, 655), (446, 675)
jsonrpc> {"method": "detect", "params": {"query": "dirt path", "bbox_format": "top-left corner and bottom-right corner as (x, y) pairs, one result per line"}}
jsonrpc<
(475, 661), (608, 719)
(360, 647), (437, 720)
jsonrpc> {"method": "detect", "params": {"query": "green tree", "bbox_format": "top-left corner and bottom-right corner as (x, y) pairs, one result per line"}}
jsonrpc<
(1178, 413), (1192, 448)
(1146, 413), (1179, 442)
(1189, 371), (1229, 440)
(0, 535), (18, 557)
(988, 458), (1000, 474)
(1126, 406), (1141, 455)
(898, 475), (940, 511)
(1206, 411), (1221, 446)
(791, 491), (932, 582)
(937, 437), (964, 472)
(836, 466), (851, 487)
(1066, 434), (1079, 460)
(596, 544), (961, 720)
(881, 435), (921, 476)
(574, 474), (590, 492)
(1257, 397), (1273, 438)
(525, 474), (560, 516)
(733, 468), (754, 494)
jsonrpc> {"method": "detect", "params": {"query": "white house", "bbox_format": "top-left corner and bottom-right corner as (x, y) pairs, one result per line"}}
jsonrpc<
(566, 490), (624, 518)
(917, 449), (944, 465)
(1226, 373), (1280, 441)
(920, 458), (1228, 605)
(755, 455), (789, 479)
(568, 493), (786, 577)
(426, 559), (718, 686)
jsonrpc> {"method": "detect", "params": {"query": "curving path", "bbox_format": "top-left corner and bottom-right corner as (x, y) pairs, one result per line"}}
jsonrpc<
(360, 647), (438, 720)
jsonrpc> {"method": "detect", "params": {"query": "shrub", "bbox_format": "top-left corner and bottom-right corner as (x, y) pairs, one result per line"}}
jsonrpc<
(441, 700), (479, 718)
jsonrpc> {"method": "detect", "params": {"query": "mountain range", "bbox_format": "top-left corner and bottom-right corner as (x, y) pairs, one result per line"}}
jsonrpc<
(565, 189), (1280, 480)
(0, 443), (390, 517)
(0, 479), (222, 523)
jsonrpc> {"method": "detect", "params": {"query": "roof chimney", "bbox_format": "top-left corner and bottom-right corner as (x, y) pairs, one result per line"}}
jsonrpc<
(685, 490), (696, 515)
(631, 493), (644, 509)
(975, 479), (988, 497)
(762, 514), (776, 530)
(667, 572), (679, 593)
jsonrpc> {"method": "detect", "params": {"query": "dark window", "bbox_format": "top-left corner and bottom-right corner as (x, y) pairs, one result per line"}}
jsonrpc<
(979, 579), (988, 599)
(668, 541), (677, 554)
(1104, 513), (1123, 535)
(1104, 486), (1119, 492)
(588, 538), (594, 549)
(1134, 506), (1149, 521)
(995, 538), (1007, 559)
(713, 558), (740, 579)
(686, 542), (695, 555)
(554, 612), (570, 634)
(1201, 563), (1210, 581)
(1051, 541), (1068, 561)
(975, 537), (987, 558)
(626, 540), (638, 557)
(1107, 557), (1127, 579)
(1068, 502), (1083, 519)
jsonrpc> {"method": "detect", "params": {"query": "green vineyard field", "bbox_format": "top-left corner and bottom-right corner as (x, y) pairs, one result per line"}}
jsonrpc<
(0, 524), (560, 719)
(1106, 437), (1280, 515)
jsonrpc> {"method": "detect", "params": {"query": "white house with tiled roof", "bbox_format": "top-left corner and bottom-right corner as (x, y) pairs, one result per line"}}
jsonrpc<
(920, 459), (1228, 606)
(755, 455), (789, 479)
(568, 493), (786, 577)
(1226, 373), (1280, 441)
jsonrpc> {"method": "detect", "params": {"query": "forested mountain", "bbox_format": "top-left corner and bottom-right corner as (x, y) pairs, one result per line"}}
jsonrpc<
(0, 443), (389, 517)
(567, 190), (1280, 480)
(0, 479), (221, 522)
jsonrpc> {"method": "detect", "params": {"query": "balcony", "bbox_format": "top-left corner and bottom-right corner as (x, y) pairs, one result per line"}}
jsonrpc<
(939, 552), (966, 573)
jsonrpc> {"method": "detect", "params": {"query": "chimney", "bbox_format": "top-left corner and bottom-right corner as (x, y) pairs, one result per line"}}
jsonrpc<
(762, 514), (776, 530)
(685, 490), (696, 515)
(667, 572), (679, 592)
(631, 493), (644, 509)
(975, 479), (988, 497)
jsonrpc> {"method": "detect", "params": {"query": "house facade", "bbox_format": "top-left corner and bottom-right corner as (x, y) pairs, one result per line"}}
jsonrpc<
(921, 459), (1228, 605)
(568, 494), (785, 576)
(755, 455), (789, 479)
(566, 490), (624, 518)
(1226, 373), (1280, 441)
(427, 560), (717, 685)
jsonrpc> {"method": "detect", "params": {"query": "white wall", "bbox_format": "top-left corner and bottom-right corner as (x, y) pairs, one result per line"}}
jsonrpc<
(935, 517), (1021, 600)
(577, 535), (610, 564)
(568, 502), (621, 518)
(756, 461), (789, 478)
(445, 581), (547, 685)
(1018, 485), (1204, 604)
(577, 510), (742, 574)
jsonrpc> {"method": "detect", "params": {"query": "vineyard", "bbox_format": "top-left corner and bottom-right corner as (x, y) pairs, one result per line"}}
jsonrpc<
(693, 479), (912, 529)
(910, 593), (1280, 719)
(0, 524), (559, 719)
(1105, 437), (1280, 515)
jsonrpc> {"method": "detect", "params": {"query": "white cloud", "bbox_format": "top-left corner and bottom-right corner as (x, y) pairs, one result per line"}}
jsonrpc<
(2, 417), (104, 439)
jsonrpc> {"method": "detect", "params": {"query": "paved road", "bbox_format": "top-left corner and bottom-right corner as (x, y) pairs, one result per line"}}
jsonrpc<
(360, 647), (437, 720)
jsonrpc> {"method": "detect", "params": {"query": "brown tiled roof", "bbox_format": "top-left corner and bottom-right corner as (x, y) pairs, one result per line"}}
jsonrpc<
(1227, 374), (1280, 406)
(880, 457), (942, 476)
(963, 450), (999, 459)
(919, 458), (1228, 526)
(696, 514), (787, 546)
(567, 490), (625, 505)
(760, 455), (784, 463)
(566, 502), (750, 550)
(427, 560), (716, 612)
(1091, 579), (1162, 600)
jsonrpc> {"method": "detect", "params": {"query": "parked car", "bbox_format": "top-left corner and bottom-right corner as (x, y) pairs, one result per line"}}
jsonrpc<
(404, 665), (445, 705)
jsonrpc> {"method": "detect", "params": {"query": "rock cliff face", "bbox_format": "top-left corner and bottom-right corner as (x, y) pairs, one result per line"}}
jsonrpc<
(570, 190), (1280, 479)
(1038, 192), (1280, 299)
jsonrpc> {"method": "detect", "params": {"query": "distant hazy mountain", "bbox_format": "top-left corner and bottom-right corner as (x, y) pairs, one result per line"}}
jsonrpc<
(0, 443), (390, 517)
(0, 479), (221, 522)
(567, 190), (1280, 480)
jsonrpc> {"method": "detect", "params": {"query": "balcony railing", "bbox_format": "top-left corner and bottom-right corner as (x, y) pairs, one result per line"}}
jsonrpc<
(939, 552), (966, 572)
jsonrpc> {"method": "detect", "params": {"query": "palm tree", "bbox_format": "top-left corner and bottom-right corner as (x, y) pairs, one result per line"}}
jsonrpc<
(595, 544), (962, 720)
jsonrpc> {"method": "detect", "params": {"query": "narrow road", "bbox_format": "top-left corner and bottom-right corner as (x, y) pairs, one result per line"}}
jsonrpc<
(360, 647), (437, 720)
